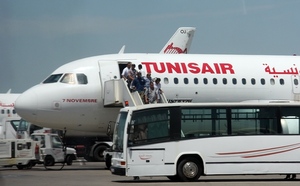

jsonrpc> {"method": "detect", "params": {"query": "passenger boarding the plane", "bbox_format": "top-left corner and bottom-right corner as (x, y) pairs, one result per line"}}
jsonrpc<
(131, 72), (145, 100)
(154, 78), (163, 103)
(144, 81), (158, 104)
(121, 62), (131, 80)
(143, 73), (152, 89)
(137, 64), (146, 78)
(121, 62), (132, 89)
(128, 64), (137, 91)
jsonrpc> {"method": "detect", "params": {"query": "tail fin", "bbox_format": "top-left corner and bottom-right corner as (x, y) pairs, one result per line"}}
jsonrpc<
(160, 27), (196, 54)
(118, 45), (126, 54)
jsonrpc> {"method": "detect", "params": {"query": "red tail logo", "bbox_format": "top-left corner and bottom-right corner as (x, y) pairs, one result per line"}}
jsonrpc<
(164, 43), (187, 54)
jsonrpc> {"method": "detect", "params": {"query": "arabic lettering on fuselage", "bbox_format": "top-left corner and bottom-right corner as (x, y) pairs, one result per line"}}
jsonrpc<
(0, 102), (14, 107)
(141, 62), (235, 74)
(264, 64), (299, 77)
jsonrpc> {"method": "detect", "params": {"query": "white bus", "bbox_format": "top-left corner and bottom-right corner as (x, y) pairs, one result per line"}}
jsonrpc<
(110, 102), (300, 181)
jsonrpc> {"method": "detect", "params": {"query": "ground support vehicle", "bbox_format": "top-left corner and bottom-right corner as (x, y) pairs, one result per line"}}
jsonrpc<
(0, 118), (21, 139)
(0, 138), (39, 169)
(31, 132), (77, 166)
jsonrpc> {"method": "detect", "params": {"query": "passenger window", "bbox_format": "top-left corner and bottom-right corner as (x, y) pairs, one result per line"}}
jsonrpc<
(1, 110), (4, 114)
(294, 79), (299, 85)
(260, 78), (265, 85)
(270, 78), (275, 85)
(251, 78), (256, 85)
(77, 74), (88, 84)
(222, 78), (227, 85)
(174, 78), (179, 84)
(61, 73), (76, 84)
(43, 74), (63, 83)
(280, 78), (284, 85)
(194, 78), (198, 84)
(203, 78), (208, 85)
(242, 78), (246, 85)
(213, 78), (218, 85)
(184, 78), (189, 84)
(232, 78), (237, 85)
(164, 77), (169, 85)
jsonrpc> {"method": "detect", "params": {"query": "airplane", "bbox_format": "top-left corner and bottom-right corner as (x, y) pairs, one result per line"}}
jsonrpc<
(1, 26), (196, 126)
(15, 53), (300, 138)
(3, 26), (195, 127)
(0, 90), (20, 121)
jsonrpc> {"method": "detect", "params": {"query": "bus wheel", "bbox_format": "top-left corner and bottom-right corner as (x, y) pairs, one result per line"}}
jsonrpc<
(177, 157), (201, 182)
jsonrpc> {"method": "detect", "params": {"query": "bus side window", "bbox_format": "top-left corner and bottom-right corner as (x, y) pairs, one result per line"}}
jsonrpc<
(137, 124), (148, 140)
(147, 122), (169, 140)
(130, 124), (148, 144)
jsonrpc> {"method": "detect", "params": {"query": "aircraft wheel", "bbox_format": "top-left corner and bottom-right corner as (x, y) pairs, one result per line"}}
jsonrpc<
(93, 145), (107, 162)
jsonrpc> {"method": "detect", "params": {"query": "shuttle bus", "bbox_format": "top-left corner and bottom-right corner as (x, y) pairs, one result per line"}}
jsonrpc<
(110, 102), (300, 181)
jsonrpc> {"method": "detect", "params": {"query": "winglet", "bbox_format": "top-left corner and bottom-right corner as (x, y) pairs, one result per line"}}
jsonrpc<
(160, 27), (196, 54)
(118, 45), (126, 54)
(6, 89), (11, 94)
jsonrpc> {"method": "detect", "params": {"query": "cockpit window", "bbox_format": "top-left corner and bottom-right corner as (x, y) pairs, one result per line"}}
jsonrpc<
(60, 73), (76, 84)
(43, 74), (63, 83)
(77, 73), (88, 84)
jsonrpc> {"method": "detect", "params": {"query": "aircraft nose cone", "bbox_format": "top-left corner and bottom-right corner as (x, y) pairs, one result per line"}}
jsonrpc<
(15, 89), (38, 122)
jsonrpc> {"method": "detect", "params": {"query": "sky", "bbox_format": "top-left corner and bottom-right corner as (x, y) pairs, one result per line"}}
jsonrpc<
(1, 0), (300, 93)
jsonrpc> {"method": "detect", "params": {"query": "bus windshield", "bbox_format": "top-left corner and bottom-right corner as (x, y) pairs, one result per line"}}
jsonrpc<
(112, 112), (128, 151)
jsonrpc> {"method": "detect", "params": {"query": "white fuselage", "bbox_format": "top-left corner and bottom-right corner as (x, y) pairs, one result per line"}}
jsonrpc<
(15, 53), (300, 137)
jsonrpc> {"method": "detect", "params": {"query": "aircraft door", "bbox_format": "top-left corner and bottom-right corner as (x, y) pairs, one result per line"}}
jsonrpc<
(98, 60), (120, 83)
(291, 76), (300, 100)
(98, 60), (120, 99)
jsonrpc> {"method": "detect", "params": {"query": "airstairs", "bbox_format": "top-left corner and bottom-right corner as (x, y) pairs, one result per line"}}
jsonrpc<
(103, 79), (168, 107)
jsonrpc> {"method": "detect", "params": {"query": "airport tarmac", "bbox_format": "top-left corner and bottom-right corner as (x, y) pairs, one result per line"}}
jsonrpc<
(0, 161), (299, 186)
